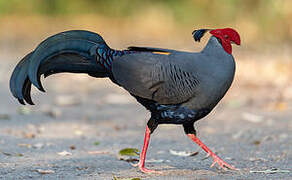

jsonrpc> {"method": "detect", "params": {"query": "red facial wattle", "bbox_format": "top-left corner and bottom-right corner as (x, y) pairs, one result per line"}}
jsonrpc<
(209, 28), (241, 54)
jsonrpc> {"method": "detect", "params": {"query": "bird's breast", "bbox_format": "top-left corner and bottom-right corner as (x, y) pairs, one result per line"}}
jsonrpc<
(181, 54), (235, 111)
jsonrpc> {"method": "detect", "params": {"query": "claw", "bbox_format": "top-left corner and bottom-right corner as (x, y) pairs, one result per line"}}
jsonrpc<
(210, 154), (238, 170)
(207, 152), (238, 170)
(187, 134), (239, 171)
(131, 162), (162, 174)
(139, 166), (162, 174)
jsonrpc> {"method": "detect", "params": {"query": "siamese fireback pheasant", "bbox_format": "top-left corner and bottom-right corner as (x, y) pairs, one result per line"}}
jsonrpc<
(10, 28), (241, 173)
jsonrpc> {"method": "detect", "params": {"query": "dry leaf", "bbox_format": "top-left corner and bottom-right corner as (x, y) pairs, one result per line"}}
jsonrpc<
(252, 140), (261, 145)
(242, 113), (264, 123)
(146, 159), (169, 163)
(76, 167), (89, 171)
(169, 149), (199, 157)
(249, 157), (268, 162)
(33, 143), (44, 149)
(113, 176), (141, 180)
(1, 151), (13, 156)
(18, 143), (32, 148)
(57, 151), (72, 156)
(0, 151), (23, 157)
(88, 150), (110, 155)
(35, 169), (55, 174)
(202, 153), (211, 160)
(250, 168), (290, 174)
(74, 130), (84, 136)
(22, 132), (36, 139)
(274, 102), (287, 111)
(232, 130), (245, 140)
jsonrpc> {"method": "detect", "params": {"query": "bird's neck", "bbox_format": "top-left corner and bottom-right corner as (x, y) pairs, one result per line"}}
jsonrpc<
(202, 36), (230, 57)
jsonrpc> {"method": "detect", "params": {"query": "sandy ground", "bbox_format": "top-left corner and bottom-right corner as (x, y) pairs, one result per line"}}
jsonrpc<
(0, 53), (291, 180)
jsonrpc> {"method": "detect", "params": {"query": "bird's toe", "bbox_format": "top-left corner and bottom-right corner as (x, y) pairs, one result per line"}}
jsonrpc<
(210, 156), (238, 171)
(139, 167), (162, 174)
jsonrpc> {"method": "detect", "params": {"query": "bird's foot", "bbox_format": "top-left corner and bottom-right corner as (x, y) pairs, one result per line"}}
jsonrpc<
(131, 162), (162, 174)
(139, 166), (162, 174)
(186, 134), (238, 171)
(209, 153), (238, 170)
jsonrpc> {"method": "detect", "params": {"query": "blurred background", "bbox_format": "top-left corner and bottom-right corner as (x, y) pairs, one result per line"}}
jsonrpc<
(1, 0), (292, 110)
(0, 1), (291, 178)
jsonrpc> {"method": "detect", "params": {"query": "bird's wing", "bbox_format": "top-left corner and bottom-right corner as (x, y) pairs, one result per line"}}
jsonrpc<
(112, 52), (201, 104)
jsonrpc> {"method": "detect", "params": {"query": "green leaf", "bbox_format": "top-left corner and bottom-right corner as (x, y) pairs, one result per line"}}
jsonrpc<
(93, 141), (100, 146)
(119, 148), (139, 156)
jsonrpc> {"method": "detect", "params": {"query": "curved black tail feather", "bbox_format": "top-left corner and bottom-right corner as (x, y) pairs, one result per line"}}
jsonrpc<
(9, 30), (112, 105)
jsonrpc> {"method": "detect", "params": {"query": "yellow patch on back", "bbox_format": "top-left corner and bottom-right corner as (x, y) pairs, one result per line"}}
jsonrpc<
(152, 51), (171, 55)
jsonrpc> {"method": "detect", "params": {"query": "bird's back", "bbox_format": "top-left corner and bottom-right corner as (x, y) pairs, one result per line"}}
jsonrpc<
(112, 36), (235, 111)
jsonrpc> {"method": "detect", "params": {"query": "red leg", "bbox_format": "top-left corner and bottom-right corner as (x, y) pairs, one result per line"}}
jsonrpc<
(187, 134), (238, 170)
(136, 126), (161, 174)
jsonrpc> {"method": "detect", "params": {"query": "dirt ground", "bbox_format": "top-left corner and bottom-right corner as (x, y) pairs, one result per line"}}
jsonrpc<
(0, 51), (291, 180)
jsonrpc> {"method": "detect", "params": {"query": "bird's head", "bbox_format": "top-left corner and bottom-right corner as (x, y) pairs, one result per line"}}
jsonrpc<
(192, 28), (241, 54)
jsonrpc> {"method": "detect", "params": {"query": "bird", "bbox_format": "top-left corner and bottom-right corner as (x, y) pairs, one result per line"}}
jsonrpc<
(10, 28), (241, 173)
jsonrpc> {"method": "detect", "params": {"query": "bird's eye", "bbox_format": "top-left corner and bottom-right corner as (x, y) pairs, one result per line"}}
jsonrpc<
(224, 35), (229, 39)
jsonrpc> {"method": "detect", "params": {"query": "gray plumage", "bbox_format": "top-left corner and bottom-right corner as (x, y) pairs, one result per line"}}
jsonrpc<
(113, 36), (235, 110)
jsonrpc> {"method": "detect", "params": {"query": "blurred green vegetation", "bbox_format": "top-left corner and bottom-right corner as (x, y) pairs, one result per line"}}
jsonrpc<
(0, 0), (291, 45)
(0, 0), (288, 23)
